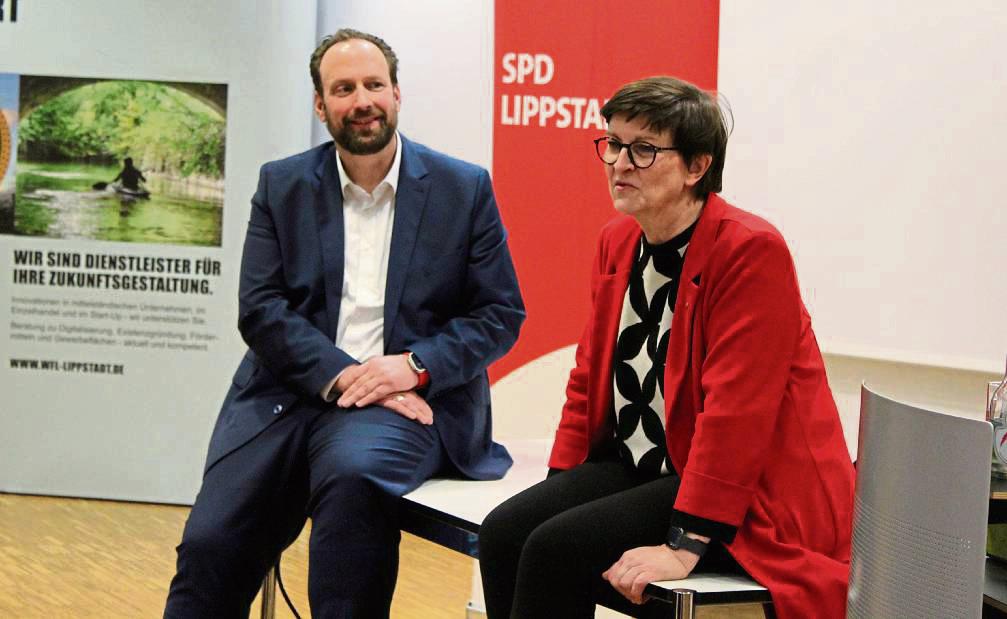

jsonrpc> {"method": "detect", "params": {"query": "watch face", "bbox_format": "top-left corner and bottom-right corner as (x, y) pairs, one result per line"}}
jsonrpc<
(667, 526), (686, 549)
(667, 526), (707, 556)
(409, 352), (426, 372)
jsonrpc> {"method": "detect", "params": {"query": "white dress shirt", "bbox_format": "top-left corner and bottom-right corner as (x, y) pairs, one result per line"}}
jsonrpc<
(320, 135), (401, 400)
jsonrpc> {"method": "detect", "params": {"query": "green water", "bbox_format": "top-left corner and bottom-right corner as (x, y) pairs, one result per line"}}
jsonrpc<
(14, 162), (223, 247)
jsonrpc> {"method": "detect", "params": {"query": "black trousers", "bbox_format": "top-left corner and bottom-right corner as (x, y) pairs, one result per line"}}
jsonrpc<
(478, 458), (742, 619)
(163, 404), (443, 619)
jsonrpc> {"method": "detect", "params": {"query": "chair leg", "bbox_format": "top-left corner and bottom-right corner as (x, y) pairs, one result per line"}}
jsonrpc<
(260, 565), (277, 619)
(671, 589), (695, 619)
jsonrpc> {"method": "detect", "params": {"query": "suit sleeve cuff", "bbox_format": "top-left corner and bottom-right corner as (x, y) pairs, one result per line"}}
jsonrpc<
(669, 509), (738, 544)
(319, 366), (352, 402)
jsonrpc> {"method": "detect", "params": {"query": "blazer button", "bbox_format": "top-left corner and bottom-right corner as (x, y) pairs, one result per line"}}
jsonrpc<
(272, 404), (283, 415)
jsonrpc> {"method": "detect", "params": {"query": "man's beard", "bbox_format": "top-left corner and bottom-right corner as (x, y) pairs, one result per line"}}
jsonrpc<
(329, 110), (396, 155)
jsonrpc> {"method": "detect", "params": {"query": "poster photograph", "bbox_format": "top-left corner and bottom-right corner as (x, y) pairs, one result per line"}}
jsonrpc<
(2, 74), (227, 247)
(1, 73), (235, 503)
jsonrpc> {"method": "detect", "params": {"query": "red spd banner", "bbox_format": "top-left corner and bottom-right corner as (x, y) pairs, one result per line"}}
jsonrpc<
(492, 1), (720, 381)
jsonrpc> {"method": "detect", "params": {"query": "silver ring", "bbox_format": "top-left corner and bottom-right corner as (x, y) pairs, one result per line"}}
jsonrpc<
(395, 394), (406, 402)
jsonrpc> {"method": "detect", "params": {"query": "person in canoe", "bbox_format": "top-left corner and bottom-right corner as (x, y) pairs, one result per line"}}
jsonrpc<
(112, 157), (149, 198)
(114, 157), (146, 190)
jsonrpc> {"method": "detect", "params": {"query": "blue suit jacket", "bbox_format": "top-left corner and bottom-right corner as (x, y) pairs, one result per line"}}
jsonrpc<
(205, 136), (525, 480)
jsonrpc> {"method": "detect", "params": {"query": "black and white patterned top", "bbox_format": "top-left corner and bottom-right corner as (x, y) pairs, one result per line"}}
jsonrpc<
(612, 223), (695, 476)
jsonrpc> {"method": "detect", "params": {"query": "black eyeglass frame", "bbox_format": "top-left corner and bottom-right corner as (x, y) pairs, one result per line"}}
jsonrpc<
(593, 136), (679, 169)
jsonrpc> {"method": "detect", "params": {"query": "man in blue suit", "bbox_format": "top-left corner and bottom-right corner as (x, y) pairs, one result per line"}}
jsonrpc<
(164, 29), (524, 618)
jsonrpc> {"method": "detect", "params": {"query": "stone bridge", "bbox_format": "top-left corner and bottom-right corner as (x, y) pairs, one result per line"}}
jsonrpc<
(18, 76), (226, 118)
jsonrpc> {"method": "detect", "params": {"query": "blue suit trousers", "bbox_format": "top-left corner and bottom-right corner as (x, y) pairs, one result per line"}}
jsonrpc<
(164, 403), (444, 619)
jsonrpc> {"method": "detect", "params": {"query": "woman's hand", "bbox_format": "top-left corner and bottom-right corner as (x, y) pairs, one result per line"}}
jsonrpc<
(602, 544), (701, 604)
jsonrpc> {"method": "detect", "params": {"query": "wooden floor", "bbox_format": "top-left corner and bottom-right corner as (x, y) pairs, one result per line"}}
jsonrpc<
(0, 492), (764, 618)
(0, 493), (471, 618)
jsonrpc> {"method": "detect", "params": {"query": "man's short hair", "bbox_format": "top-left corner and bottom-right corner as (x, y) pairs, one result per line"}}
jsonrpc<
(310, 28), (399, 95)
(601, 76), (729, 198)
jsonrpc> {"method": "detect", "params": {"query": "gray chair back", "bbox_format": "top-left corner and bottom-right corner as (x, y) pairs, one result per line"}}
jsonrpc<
(847, 384), (992, 618)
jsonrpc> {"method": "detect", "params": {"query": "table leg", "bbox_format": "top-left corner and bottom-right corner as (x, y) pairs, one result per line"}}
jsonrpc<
(260, 566), (277, 619)
(671, 588), (695, 619)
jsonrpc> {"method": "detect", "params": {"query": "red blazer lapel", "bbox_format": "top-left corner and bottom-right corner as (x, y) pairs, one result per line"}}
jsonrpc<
(586, 270), (629, 444)
(586, 217), (640, 451)
(664, 194), (727, 472)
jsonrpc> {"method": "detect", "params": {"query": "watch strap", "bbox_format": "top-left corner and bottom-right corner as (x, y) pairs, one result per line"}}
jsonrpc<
(667, 527), (708, 557)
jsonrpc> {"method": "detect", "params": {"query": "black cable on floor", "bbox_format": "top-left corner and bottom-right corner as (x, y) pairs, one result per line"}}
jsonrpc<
(275, 558), (302, 619)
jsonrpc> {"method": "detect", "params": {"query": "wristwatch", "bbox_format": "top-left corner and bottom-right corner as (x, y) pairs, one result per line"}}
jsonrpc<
(666, 527), (708, 557)
(406, 351), (427, 375)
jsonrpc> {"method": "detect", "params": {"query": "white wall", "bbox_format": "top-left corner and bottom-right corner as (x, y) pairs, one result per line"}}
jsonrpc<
(719, 1), (1007, 373)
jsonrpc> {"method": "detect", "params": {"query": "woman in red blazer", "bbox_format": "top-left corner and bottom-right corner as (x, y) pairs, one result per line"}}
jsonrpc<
(480, 76), (855, 619)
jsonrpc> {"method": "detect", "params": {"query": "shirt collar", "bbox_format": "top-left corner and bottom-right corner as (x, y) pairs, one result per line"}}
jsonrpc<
(335, 131), (402, 201)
